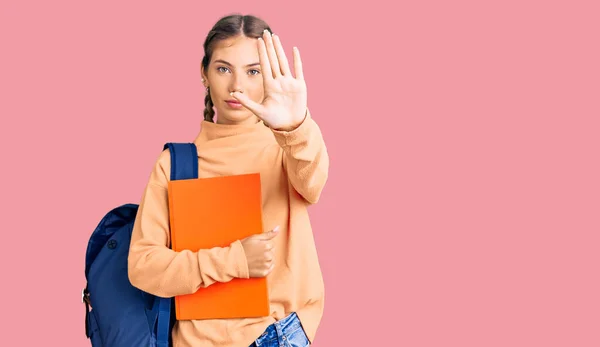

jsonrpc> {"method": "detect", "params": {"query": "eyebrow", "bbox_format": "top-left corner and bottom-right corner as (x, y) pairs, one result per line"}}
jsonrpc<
(213, 59), (260, 68)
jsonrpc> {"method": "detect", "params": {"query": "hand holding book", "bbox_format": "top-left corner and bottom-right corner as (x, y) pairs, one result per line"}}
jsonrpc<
(241, 226), (280, 278)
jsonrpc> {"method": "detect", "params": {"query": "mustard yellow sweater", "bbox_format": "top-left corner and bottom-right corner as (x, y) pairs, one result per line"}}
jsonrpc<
(127, 109), (329, 347)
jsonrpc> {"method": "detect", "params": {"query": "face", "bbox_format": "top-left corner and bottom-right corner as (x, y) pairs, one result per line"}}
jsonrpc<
(201, 35), (264, 125)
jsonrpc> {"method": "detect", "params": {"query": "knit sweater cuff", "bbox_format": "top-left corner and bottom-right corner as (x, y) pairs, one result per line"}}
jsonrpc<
(231, 239), (250, 279)
(271, 108), (313, 147)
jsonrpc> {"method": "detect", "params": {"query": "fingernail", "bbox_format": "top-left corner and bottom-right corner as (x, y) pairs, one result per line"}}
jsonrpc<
(273, 226), (280, 232)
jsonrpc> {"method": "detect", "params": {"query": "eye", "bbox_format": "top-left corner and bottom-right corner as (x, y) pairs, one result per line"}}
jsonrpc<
(217, 66), (230, 73)
(249, 69), (260, 76)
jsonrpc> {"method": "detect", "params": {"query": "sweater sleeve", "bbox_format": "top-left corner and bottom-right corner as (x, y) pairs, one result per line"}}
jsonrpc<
(127, 150), (250, 298)
(271, 108), (330, 204)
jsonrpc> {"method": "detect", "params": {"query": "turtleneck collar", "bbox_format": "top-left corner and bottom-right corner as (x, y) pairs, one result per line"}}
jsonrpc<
(195, 118), (272, 142)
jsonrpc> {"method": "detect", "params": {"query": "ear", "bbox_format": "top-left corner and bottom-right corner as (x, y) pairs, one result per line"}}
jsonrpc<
(200, 66), (208, 87)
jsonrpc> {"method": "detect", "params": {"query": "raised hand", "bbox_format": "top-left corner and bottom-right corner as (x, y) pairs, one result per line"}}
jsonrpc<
(231, 30), (307, 131)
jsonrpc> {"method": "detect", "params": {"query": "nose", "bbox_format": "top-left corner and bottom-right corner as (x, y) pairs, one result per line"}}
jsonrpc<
(229, 72), (244, 94)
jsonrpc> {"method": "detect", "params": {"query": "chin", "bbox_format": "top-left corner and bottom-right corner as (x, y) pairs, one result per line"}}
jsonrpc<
(215, 108), (257, 124)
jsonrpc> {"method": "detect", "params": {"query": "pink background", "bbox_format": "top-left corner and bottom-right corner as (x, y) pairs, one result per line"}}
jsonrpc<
(2, 0), (599, 346)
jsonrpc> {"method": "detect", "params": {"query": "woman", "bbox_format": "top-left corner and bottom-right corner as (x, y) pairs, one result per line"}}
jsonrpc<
(128, 13), (329, 347)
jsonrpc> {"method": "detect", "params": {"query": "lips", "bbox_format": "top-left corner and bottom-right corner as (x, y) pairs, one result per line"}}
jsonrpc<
(225, 99), (243, 109)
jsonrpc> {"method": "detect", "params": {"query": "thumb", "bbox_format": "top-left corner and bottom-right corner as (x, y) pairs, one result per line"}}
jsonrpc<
(264, 225), (280, 239)
(231, 91), (264, 116)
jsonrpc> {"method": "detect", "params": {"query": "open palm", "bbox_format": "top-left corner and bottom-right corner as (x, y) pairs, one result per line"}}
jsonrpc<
(231, 30), (307, 131)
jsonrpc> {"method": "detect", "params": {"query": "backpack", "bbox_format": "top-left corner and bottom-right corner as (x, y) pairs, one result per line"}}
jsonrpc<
(83, 142), (199, 347)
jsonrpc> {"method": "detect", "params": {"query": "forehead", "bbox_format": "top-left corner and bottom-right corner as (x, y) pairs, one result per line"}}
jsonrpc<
(211, 36), (259, 65)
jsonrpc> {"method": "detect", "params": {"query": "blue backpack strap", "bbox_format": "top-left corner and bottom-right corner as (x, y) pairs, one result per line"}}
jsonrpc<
(156, 142), (198, 347)
(163, 142), (199, 180)
(156, 297), (172, 347)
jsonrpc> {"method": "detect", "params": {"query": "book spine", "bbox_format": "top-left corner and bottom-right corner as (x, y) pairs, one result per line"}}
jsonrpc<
(167, 182), (176, 251)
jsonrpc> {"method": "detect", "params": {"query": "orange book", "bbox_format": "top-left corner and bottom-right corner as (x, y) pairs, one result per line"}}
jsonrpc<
(167, 172), (270, 320)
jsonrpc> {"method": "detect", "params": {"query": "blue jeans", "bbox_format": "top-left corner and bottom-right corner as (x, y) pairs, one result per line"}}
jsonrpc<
(249, 312), (310, 347)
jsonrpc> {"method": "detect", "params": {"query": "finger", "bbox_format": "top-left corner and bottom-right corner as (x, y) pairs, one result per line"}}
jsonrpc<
(265, 253), (274, 262)
(230, 91), (265, 116)
(293, 46), (304, 80)
(258, 225), (280, 240)
(257, 37), (273, 82)
(272, 34), (291, 76)
(263, 30), (281, 78)
(267, 225), (280, 238)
